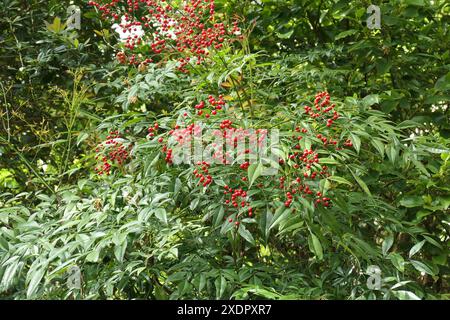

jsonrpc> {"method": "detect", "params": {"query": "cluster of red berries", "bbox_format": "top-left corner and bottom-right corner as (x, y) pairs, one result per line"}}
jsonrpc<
(304, 91), (340, 127)
(193, 161), (213, 187)
(158, 122), (204, 164)
(273, 92), (354, 208)
(316, 133), (338, 146)
(291, 129), (340, 151)
(88, 0), (241, 72)
(315, 191), (331, 207)
(194, 95), (226, 118)
(344, 139), (353, 147)
(220, 119), (233, 129)
(223, 185), (253, 226)
(116, 51), (127, 64)
(295, 127), (308, 134)
(94, 130), (131, 175)
(277, 142), (333, 207)
(293, 92), (355, 153)
(284, 147), (320, 173)
(284, 190), (293, 208)
(148, 122), (160, 137)
(240, 161), (250, 170)
(279, 175), (330, 208)
(161, 145), (173, 164)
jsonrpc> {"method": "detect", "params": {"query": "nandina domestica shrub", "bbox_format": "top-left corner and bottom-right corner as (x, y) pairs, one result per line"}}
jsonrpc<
(90, 89), (395, 268)
(154, 91), (344, 214)
(81, 80), (447, 300)
(75, 2), (447, 300)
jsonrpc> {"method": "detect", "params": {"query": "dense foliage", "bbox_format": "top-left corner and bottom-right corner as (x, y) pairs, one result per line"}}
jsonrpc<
(0, 0), (448, 300)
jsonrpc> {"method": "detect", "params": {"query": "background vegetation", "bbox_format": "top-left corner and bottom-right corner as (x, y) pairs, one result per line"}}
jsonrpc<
(0, 0), (448, 299)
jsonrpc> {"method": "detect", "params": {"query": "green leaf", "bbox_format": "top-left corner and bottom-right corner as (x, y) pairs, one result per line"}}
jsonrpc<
(276, 29), (294, 39)
(335, 29), (358, 40)
(213, 206), (225, 227)
(423, 235), (443, 249)
(248, 162), (263, 188)
(309, 233), (324, 260)
(154, 283), (169, 300)
(86, 248), (100, 263)
(260, 209), (273, 240)
(189, 197), (200, 211)
(404, 0), (424, 6)
(199, 273), (207, 292)
(412, 159), (430, 177)
(45, 17), (66, 33)
(409, 240), (425, 258)
(362, 94), (379, 108)
(388, 144), (398, 165)
(26, 267), (46, 298)
(349, 134), (361, 154)
(328, 176), (352, 186)
(269, 206), (291, 230)
(218, 275), (227, 298)
(349, 169), (371, 196)
(392, 290), (421, 300)
(319, 157), (340, 165)
(76, 132), (89, 146)
(435, 72), (450, 91)
(382, 234), (394, 256)
(389, 253), (405, 272)
(154, 208), (168, 224)
(1, 258), (20, 289)
(399, 196), (424, 208)
(410, 260), (435, 275)
(114, 240), (128, 263)
(371, 139), (385, 158)
(238, 225), (255, 245)
(0, 236), (9, 251)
